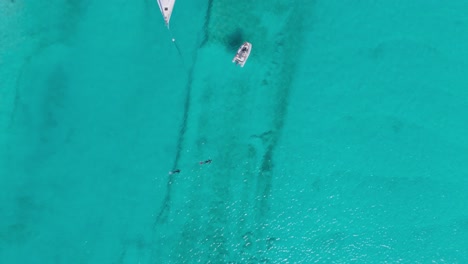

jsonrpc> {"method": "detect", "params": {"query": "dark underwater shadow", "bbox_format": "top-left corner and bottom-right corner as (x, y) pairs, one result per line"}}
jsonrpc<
(225, 28), (244, 52)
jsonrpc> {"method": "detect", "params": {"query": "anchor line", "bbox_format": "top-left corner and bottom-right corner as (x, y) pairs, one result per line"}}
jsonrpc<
(167, 28), (188, 73)
(155, 27), (193, 223)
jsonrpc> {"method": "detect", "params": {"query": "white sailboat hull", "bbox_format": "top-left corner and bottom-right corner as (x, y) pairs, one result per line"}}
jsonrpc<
(157, 0), (176, 27)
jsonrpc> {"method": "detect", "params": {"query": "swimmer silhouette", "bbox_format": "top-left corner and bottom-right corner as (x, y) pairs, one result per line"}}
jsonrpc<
(199, 159), (212, 165)
(169, 169), (180, 175)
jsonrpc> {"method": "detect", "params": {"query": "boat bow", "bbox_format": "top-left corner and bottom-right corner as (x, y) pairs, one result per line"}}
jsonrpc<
(157, 0), (176, 27)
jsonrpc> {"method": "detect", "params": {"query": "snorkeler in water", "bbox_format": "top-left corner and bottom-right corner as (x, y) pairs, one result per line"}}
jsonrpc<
(169, 169), (181, 175)
(199, 159), (212, 165)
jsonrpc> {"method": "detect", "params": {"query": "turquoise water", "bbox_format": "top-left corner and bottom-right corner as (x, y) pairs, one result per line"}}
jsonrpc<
(1, 0), (468, 262)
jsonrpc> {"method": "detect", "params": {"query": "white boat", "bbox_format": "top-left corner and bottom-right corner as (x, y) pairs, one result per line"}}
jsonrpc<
(157, 0), (176, 28)
(232, 42), (252, 67)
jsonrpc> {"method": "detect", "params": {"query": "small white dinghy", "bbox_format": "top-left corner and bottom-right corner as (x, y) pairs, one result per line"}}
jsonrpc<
(157, 0), (176, 28)
(232, 42), (252, 67)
